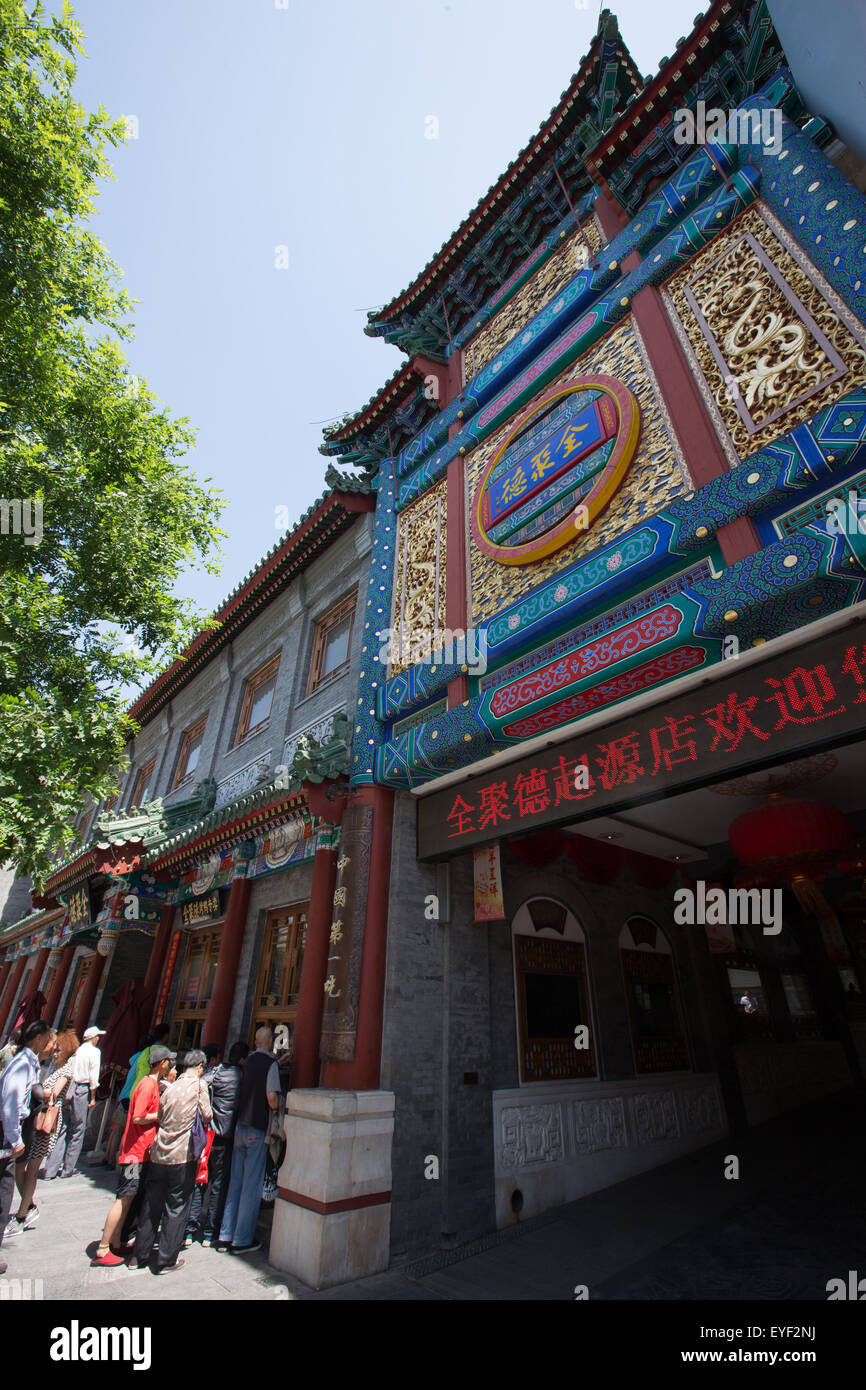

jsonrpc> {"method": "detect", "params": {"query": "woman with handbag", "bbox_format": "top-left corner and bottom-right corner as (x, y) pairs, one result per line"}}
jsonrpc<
(3, 1030), (77, 1239)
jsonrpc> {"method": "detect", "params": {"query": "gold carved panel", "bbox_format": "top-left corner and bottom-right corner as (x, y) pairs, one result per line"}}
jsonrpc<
(665, 205), (866, 463)
(466, 318), (689, 625)
(463, 219), (604, 381)
(390, 478), (447, 676)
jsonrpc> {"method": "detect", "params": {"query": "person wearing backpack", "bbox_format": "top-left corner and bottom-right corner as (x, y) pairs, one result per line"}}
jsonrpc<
(130, 1049), (212, 1275)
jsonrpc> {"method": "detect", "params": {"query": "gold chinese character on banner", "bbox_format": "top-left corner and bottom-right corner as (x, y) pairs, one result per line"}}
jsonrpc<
(329, 921), (343, 944)
(323, 975), (342, 998)
(333, 886), (347, 907)
(337, 856), (351, 873)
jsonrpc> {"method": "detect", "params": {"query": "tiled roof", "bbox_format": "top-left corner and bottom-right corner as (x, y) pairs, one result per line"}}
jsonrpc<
(143, 777), (308, 870)
(0, 907), (60, 945)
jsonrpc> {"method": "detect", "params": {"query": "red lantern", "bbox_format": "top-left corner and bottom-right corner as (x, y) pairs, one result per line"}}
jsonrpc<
(729, 794), (852, 914)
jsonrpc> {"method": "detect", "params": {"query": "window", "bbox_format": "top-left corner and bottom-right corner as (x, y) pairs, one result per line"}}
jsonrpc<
(620, 918), (689, 1074)
(173, 715), (207, 789)
(235, 655), (280, 745)
(131, 758), (156, 807)
(726, 964), (772, 1039)
(307, 593), (356, 695)
(168, 927), (222, 1051)
(251, 904), (308, 1047)
(511, 897), (597, 1083)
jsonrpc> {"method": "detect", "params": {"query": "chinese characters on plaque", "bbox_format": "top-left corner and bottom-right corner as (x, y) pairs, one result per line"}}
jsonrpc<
(419, 629), (866, 859)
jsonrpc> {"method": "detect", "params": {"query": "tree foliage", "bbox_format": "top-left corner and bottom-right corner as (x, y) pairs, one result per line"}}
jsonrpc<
(0, 0), (225, 883)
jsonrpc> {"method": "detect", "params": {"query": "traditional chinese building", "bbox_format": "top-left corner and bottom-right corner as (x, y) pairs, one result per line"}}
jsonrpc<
(267, 1), (866, 1286)
(3, 0), (866, 1295)
(0, 468), (374, 1076)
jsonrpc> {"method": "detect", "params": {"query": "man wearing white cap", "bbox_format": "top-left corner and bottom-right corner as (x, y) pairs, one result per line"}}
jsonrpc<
(45, 1025), (105, 1180)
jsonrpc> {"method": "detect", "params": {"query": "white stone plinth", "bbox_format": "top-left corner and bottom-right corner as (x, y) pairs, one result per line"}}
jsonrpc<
(269, 1089), (395, 1289)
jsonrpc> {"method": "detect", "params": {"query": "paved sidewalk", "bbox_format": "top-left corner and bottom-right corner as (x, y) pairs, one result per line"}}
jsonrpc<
(2, 1089), (864, 1301)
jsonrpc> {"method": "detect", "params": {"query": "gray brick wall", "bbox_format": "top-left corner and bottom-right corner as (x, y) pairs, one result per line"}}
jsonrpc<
(123, 511), (371, 812)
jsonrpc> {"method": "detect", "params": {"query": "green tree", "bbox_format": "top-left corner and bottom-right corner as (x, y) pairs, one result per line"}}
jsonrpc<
(0, 0), (225, 883)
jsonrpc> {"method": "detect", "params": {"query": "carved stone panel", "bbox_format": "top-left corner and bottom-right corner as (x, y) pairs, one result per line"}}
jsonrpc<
(283, 709), (342, 767)
(631, 1089), (680, 1146)
(214, 752), (272, 809)
(570, 1097), (627, 1155)
(679, 1085), (722, 1134)
(499, 1103), (565, 1168)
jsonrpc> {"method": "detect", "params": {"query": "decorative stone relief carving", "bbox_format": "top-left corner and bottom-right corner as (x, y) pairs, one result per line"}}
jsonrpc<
(679, 1085), (722, 1134)
(283, 709), (343, 766)
(570, 1097), (627, 1155)
(631, 1089), (680, 1146)
(214, 752), (273, 809)
(499, 1103), (564, 1168)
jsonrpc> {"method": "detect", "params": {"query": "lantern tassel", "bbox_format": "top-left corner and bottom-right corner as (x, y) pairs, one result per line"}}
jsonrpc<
(789, 875), (831, 917)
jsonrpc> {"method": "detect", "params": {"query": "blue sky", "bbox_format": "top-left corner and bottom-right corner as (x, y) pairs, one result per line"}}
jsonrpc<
(62, 0), (701, 624)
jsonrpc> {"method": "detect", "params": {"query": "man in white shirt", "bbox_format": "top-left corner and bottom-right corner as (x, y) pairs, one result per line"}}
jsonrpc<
(45, 1025), (105, 1180)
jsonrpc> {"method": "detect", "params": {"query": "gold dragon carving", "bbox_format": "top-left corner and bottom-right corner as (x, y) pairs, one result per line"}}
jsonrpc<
(666, 206), (866, 459)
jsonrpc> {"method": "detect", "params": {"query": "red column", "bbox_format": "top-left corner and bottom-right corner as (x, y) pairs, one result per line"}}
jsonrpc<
(0, 960), (12, 1011)
(143, 906), (175, 1024)
(0, 957), (27, 1040)
(291, 828), (340, 1088)
(73, 951), (106, 1038)
(44, 947), (74, 1027)
(153, 930), (183, 1026)
(593, 186), (629, 240)
(201, 875), (252, 1052)
(322, 784), (395, 1091)
(29, 947), (51, 999)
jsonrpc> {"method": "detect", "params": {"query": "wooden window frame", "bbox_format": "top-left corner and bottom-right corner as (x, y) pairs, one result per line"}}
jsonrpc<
(172, 715), (208, 790)
(131, 757), (156, 807)
(251, 903), (309, 1045)
(169, 925), (223, 1050)
(307, 592), (356, 696)
(235, 655), (281, 746)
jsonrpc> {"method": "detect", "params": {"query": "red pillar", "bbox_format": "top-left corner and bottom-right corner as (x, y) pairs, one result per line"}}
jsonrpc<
(322, 784), (395, 1092)
(143, 906), (175, 1025)
(0, 960), (12, 1012)
(291, 828), (340, 1088)
(44, 946), (74, 1027)
(73, 951), (106, 1039)
(201, 875), (252, 1052)
(0, 957), (27, 1040)
(29, 947), (51, 999)
(593, 186), (629, 240)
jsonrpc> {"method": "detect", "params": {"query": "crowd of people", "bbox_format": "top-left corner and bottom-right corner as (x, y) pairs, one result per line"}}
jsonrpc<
(0, 1019), (288, 1278)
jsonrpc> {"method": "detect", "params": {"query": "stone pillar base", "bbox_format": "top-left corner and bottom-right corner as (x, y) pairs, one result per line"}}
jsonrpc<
(269, 1089), (395, 1289)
